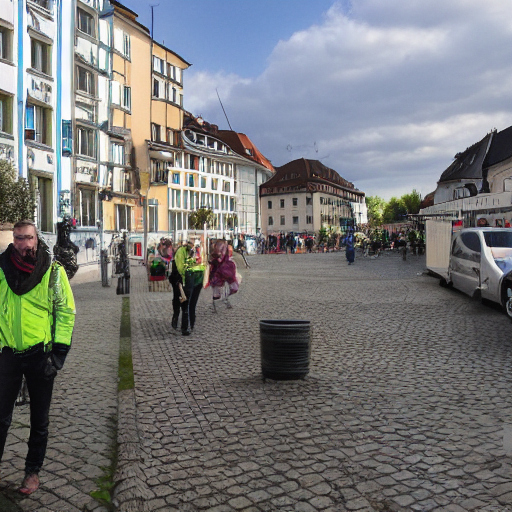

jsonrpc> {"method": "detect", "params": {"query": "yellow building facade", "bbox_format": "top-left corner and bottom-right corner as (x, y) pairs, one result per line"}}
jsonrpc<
(101, 2), (151, 242)
(146, 41), (190, 235)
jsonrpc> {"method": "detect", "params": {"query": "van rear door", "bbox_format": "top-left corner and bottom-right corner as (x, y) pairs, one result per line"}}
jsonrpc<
(426, 219), (452, 279)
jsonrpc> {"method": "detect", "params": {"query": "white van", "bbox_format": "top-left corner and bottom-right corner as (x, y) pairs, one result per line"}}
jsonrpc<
(427, 224), (512, 318)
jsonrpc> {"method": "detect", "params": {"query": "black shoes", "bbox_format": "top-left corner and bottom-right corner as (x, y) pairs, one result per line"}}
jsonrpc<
(182, 329), (191, 336)
(171, 315), (178, 330)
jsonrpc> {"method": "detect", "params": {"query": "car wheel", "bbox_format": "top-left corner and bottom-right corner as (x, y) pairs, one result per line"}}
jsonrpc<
(505, 295), (512, 319)
(502, 283), (512, 319)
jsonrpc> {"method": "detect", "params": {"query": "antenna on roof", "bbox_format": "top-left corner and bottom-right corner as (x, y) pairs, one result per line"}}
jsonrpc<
(216, 89), (233, 131)
(150, 4), (160, 39)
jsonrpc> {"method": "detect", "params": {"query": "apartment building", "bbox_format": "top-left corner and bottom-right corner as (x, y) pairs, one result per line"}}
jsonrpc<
(215, 129), (274, 235)
(20, 0), (62, 233)
(0, 0), (16, 167)
(100, 1), (148, 235)
(145, 40), (190, 238)
(260, 158), (367, 236)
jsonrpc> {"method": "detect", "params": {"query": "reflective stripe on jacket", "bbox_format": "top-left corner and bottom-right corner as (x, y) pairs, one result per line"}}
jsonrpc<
(0, 262), (75, 353)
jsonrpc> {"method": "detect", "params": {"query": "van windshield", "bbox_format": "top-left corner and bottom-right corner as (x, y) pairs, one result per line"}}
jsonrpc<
(484, 231), (512, 248)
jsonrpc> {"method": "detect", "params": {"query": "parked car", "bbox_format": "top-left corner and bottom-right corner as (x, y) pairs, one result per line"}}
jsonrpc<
(440, 228), (512, 318)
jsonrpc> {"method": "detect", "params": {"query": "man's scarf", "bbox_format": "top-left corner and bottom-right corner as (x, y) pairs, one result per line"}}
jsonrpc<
(10, 247), (36, 274)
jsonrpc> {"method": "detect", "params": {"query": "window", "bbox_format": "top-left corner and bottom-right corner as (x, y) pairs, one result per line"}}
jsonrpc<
(223, 181), (231, 192)
(123, 33), (130, 58)
(453, 187), (470, 200)
(26, 104), (51, 146)
(0, 93), (13, 134)
(201, 177), (207, 188)
(211, 178), (218, 190)
(268, 216), (273, 226)
(149, 204), (158, 232)
(293, 216), (299, 224)
(30, 0), (51, 10)
(172, 172), (180, 184)
(153, 56), (165, 74)
(114, 28), (130, 58)
(170, 86), (177, 103)
(151, 123), (161, 142)
(111, 143), (124, 165)
(115, 204), (132, 231)
(187, 173), (195, 187)
(150, 159), (168, 183)
(268, 200), (272, 209)
(76, 126), (95, 157)
(77, 66), (94, 95)
(292, 198), (298, 206)
(306, 197), (312, 205)
(167, 129), (180, 146)
(111, 80), (121, 104)
(33, 175), (53, 232)
(306, 215), (312, 224)
(77, 8), (95, 37)
(62, 120), (72, 155)
(31, 38), (51, 75)
(0, 25), (13, 62)
(122, 86), (131, 110)
(451, 233), (481, 263)
(280, 215), (285, 225)
(280, 199), (285, 208)
(78, 187), (95, 227)
(153, 78), (159, 98)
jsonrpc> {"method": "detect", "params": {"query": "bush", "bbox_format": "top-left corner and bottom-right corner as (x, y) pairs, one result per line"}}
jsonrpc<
(0, 161), (35, 224)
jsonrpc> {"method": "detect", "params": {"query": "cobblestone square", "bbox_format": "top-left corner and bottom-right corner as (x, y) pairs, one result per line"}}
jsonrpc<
(2, 250), (512, 512)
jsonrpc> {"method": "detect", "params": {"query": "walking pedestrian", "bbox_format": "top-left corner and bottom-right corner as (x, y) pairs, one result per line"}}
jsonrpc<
(346, 229), (355, 264)
(208, 240), (239, 301)
(0, 220), (76, 495)
(169, 240), (204, 336)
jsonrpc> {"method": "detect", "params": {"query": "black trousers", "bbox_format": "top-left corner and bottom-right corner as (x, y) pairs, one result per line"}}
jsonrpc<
(0, 346), (55, 474)
(172, 271), (203, 330)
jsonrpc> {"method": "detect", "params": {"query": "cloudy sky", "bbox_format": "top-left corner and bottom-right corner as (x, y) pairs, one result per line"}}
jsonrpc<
(122, 0), (512, 200)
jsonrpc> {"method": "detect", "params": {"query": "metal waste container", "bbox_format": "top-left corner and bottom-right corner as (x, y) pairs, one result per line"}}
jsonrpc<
(260, 319), (311, 380)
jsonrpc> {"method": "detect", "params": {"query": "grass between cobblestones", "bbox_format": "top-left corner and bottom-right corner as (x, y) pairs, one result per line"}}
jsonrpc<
(91, 296), (134, 509)
(119, 297), (134, 391)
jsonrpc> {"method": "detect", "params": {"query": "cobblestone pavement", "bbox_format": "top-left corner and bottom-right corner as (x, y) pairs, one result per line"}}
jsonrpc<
(115, 251), (512, 512)
(0, 279), (121, 512)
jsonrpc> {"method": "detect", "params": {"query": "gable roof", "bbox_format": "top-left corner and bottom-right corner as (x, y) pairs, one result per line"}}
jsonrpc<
(482, 125), (512, 169)
(263, 158), (361, 193)
(438, 133), (492, 183)
(216, 130), (274, 171)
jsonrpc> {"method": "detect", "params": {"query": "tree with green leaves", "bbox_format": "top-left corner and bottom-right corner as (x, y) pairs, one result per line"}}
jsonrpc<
(366, 196), (385, 227)
(401, 189), (422, 215)
(189, 207), (215, 230)
(0, 160), (35, 224)
(382, 197), (408, 224)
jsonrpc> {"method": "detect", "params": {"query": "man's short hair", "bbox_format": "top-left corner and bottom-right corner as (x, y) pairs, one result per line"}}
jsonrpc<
(13, 220), (37, 230)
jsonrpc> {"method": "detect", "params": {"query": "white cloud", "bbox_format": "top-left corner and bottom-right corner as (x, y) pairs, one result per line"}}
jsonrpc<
(184, 0), (512, 200)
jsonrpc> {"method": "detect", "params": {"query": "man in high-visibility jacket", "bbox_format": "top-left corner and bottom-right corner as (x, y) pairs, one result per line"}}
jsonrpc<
(0, 220), (75, 495)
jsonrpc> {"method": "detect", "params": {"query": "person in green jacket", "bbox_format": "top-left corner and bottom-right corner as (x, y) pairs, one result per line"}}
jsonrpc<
(169, 240), (204, 335)
(0, 220), (76, 495)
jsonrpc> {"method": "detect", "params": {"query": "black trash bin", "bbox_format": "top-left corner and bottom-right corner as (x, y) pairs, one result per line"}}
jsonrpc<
(260, 319), (311, 380)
